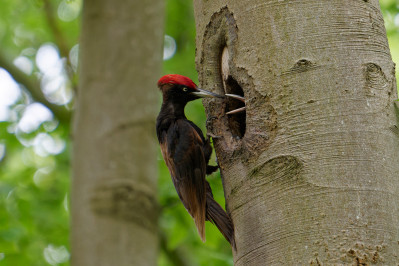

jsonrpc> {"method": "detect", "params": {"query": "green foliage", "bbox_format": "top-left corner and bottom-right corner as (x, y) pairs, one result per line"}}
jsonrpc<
(0, 120), (71, 265)
(0, 0), (398, 265)
(0, 0), (77, 265)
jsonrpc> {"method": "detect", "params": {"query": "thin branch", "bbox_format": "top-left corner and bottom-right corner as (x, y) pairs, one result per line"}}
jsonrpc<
(0, 52), (71, 124)
(42, 0), (69, 58)
(42, 0), (78, 92)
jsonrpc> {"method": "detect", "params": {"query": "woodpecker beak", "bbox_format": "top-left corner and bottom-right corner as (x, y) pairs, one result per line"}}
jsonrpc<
(191, 88), (224, 98)
(225, 94), (246, 114)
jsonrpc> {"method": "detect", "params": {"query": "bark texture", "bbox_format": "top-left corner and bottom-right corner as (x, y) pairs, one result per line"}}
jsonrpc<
(71, 0), (164, 265)
(193, 0), (399, 264)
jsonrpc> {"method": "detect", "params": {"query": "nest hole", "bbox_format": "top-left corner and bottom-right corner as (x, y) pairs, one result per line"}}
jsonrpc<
(225, 76), (246, 139)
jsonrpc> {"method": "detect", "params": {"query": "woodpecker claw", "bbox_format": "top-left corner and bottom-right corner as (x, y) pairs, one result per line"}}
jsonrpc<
(207, 132), (222, 139)
(225, 94), (246, 114)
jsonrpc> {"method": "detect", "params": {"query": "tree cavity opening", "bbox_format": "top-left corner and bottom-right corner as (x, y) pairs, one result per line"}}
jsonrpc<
(225, 76), (246, 139)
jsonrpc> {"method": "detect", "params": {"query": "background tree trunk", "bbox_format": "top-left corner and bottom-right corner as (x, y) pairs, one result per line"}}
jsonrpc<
(193, 0), (399, 264)
(71, 0), (164, 265)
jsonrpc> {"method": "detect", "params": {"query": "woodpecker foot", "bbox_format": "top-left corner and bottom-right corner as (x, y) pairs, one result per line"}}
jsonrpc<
(207, 132), (222, 139)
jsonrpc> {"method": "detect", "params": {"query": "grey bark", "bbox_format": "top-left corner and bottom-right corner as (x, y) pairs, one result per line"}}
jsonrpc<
(193, 0), (399, 264)
(71, 0), (164, 265)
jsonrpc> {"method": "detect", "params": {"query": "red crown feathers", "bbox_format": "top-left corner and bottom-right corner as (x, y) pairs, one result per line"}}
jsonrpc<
(157, 74), (197, 89)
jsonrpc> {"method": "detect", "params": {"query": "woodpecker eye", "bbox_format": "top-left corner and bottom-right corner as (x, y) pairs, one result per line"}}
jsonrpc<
(182, 87), (188, 92)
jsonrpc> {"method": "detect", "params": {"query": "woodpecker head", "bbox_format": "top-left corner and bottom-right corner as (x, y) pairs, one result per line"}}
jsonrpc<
(158, 74), (223, 104)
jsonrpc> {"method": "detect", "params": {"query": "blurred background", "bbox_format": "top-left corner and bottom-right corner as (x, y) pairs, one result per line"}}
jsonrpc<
(0, 0), (398, 265)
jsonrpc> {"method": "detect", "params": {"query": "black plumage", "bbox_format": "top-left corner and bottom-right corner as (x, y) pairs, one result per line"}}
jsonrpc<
(156, 74), (235, 249)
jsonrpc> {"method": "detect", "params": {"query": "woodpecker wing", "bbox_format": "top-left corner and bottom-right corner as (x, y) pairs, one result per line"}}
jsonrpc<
(160, 119), (207, 242)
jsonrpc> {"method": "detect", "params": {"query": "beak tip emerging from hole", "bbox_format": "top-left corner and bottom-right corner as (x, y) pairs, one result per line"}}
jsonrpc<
(225, 94), (245, 102)
(224, 76), (246, 138)
(226, 106), (246, 115)
(225, 94), (246, 114)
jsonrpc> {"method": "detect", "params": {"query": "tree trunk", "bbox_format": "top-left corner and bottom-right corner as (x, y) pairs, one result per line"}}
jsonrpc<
(193, 0), (399, 264)
(71, 0), (164, 265)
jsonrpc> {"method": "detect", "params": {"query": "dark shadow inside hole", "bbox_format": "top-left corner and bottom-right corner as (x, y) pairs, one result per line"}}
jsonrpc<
(225, 76), (246, 138)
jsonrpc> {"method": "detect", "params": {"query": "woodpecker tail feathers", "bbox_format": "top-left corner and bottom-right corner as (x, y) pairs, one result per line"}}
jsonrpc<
(205, 188), (236, 250)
